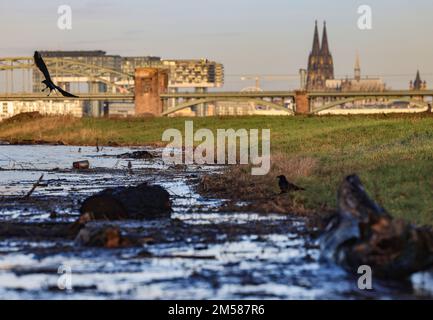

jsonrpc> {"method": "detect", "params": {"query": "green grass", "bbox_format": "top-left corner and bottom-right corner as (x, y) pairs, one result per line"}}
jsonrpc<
(1, 114), (433, 225)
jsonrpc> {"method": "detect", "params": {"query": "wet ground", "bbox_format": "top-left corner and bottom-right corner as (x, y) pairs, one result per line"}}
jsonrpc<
(0, 145), (432, 300)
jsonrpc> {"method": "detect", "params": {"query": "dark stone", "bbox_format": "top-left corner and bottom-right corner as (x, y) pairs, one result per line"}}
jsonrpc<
(321, 175), (433, 279)
(116, 150), (154, 159)
(80, 184), (172, 220)
(75, 226), (139, 248)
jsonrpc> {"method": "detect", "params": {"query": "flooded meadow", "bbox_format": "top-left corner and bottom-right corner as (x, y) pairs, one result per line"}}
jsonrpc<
(0, 145), (432, 299)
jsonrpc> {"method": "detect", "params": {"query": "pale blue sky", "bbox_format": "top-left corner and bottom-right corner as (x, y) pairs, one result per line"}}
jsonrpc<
(1, 0), (432, 89)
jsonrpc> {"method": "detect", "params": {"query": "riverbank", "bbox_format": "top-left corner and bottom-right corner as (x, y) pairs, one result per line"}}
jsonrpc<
(1, 114), (433, 225)
(0, 144), (431, 299)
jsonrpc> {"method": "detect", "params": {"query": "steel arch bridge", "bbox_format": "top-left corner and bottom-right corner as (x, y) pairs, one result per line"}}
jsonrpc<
(311, 95), (431, 114)
(161, 97), (294, 116)
(0, 56), (134, 93)
(160, 91), (296, 116)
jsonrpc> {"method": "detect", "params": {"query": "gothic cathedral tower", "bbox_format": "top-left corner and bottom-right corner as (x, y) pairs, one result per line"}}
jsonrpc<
(306, 21), (334, 91)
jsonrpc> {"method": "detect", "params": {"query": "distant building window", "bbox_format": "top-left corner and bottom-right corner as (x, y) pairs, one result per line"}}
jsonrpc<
(2, 103), (8, 114)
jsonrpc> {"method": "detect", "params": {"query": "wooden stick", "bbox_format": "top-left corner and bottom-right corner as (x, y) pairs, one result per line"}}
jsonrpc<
(23, 174), (44, 199)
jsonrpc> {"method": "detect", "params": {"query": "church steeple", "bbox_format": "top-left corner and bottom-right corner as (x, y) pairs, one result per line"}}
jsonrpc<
(320, 21), (330, 55)
(413, 70), (423, 90)
(311, 20), (320, 55)
(307, 20), (334, 91)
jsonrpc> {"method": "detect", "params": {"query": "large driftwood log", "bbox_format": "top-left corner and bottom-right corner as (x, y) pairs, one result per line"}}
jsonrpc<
(80, 183), (171, 220)
(321, 175), (433, 279)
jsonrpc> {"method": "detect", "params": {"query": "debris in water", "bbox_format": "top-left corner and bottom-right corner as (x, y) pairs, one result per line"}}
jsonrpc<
(127, 161), (133, 174)
(117, 151), (154, 160)
(321, 174), (433, 279)
(75, 225), (142, 248)
(73, 160), (90, 170)
(23, 174), (44, 199)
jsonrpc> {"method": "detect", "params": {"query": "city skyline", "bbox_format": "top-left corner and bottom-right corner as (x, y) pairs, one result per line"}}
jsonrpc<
(1, 0), (433, 89)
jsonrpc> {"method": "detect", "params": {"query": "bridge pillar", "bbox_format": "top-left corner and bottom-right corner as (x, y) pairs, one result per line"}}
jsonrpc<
(87, 82), (106, 117)
(295, 90), (310, 114)
(168, 87), (178, 112)
(195, 87), (208, 117)
(135, 68), (168, 116)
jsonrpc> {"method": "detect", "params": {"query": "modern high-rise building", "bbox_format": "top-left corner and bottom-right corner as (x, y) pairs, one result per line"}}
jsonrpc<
(306, 21), (334, 91)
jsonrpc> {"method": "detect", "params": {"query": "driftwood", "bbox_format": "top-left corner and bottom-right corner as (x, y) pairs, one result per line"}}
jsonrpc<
(80, 184), (171, 220)
(73, 160), (90, 170)
(23, 174), (44, 199)
(321, 175), (433, 279)
(117, 151), (154, 159)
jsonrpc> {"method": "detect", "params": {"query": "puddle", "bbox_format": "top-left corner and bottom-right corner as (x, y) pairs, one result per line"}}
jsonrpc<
(0, 145), (432, 299)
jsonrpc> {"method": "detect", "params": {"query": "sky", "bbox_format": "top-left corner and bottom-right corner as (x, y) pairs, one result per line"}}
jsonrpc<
(1, 0), (433, 90)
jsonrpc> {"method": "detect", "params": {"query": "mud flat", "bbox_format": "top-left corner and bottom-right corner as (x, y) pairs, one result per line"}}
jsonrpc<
(0, 145), (432, 299)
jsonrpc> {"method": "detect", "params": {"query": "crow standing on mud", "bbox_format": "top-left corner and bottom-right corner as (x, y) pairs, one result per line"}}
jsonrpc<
(277, 175), (305, 194)
(33, 51), (78, 98)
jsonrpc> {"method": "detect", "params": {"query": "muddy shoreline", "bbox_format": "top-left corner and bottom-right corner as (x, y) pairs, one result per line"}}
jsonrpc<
(0, 144), (432, 299)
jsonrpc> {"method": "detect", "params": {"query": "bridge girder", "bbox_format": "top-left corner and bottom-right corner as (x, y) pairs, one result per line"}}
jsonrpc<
(312, 96), (430, 114)
(0, 56), (134, 93)
(48, 65), (127, 93)
(161, 97), (293, 116)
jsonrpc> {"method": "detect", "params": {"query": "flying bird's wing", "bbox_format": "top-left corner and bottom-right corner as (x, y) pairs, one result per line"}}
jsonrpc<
(33, 51), (52, 82)
(55, 85), (79, 98)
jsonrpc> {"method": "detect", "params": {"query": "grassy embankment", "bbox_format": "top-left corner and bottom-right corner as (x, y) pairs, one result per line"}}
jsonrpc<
(1, 114), (433, 225)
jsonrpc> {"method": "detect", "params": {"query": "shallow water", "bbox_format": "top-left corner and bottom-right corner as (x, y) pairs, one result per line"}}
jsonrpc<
(0, 145), (432, 300)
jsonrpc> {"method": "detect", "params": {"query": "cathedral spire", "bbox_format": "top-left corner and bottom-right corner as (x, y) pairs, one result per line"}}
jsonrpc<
(307, 20), (334, 91)
(320, 21), (330, 55)
(311, 20), (320, 55)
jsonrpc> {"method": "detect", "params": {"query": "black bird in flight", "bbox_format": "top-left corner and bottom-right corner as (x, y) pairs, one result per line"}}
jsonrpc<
(277, 175), (305, 194)
(33, 51), (79, 98)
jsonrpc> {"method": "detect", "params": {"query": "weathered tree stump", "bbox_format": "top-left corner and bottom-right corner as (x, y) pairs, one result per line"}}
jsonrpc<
(80, 184), (171, 220)
(321, 175), (433, 279)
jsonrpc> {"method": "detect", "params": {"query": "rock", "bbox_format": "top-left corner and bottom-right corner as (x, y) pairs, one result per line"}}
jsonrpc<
(321, 174), (433, 279)
(117, 150), (154, 159)
(75, 226), (140, 248)
(80, 184), (172, 220)
(73, 160), (90, 170)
